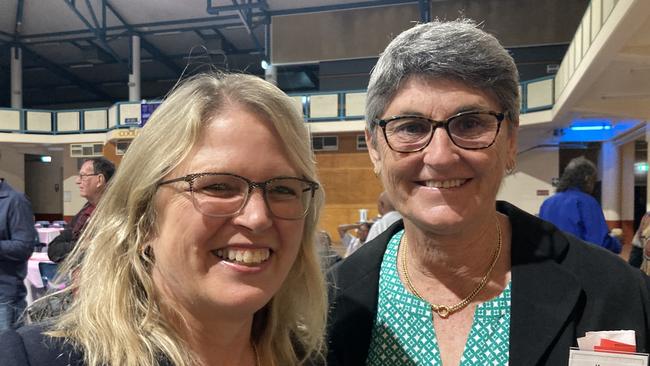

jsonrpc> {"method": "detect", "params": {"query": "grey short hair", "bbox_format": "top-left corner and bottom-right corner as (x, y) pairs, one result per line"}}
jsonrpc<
(557, 156), (597, 193)
(366, 19), (520, 134)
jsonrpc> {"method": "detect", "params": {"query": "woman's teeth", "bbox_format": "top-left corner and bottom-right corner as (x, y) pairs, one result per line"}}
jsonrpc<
(423, 179), (467, 188)
(212, 248), (271, 265)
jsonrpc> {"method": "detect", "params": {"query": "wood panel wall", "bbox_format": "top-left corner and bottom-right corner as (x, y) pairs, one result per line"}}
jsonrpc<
(314, 133), (383, 242)
(102, 141), (123, 166)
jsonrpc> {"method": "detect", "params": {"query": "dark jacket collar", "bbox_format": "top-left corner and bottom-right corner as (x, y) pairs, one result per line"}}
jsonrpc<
(501, 201), (582, 365)
(327, 201), (584, 366)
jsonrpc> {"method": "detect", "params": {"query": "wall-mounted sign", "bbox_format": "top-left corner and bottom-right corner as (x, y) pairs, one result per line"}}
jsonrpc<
(141, 103), (161, 127)
(124, 117), (139, 125)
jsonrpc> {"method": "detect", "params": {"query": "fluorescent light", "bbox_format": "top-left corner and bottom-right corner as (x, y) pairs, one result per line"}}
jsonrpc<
(261, 60), (270, 70)
(156, 30), (182, 36)
(570, 125), (612, 131)
(40, 155), (52, 163)
(70, 63), (94, 69)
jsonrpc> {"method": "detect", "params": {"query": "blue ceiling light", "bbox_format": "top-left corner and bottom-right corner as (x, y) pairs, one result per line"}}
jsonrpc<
(568, 118), (612, 131)
(559, 118), (640, 142)
(569, 124), (611, 131)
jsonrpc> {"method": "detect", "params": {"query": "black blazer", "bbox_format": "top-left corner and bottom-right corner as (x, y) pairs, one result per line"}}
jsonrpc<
(0, 323), (174, 366)
(0, 324), (84, 366)
(327, 201), (650, 365)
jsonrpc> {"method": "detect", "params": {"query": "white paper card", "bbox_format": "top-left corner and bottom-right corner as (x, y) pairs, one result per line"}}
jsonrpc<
(569, 349), (649, 366)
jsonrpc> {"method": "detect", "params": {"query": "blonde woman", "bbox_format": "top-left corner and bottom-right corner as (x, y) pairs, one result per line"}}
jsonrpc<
(0, 73), (327, 366)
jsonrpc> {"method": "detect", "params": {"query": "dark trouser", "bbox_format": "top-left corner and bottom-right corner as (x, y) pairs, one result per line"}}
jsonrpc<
(0, 297), (26, 331)
(628, 246), (644, 268)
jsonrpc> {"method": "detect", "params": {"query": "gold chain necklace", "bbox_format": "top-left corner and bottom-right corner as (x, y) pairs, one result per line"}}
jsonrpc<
(400, 218), (502, 319)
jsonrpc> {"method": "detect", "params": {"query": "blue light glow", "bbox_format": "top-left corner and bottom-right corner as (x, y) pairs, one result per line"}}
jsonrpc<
(570, 125), (612, 131)
(559, 119), (640, 142)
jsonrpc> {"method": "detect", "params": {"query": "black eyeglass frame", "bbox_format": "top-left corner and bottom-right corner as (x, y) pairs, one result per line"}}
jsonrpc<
(77, 173), (101, 179)
(373, 110), (506, 153)
(158, 172), (320, 220)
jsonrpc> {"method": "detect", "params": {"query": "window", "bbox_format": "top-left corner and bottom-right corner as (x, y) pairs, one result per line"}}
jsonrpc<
(356, 135), (367, 150)
(115, 140), (132, 155)
(312, 136), (338, 151)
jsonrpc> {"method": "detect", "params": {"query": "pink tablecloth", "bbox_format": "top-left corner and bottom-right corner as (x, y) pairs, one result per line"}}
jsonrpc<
(27, 252), (53, 288)
(36, 227), (64, 245)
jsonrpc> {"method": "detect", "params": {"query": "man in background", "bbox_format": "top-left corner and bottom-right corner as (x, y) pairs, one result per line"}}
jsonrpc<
(365, 191), (402, 243)
(338, 221), (371, 258)
(539, 156), (621, 253)
(0, 178), (38, 330)
(48, 157), (115, 263)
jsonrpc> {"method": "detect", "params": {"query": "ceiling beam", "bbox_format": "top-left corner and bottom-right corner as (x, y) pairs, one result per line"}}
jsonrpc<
(206, 0), (268, 14)
(418, 0), (430, 22)
(231, 0), (264, 54)
(62, 0), (125, 68)
(0, 30), (13, 42)
(19, 13), (259, 43)
(105, 0), (183, 76)
(212, 28), (238, 52)
(268, 0), (419, 16)
(14, 0), (25, 39)
(20, 46), (113, 100)
(84, 0), (101, 30)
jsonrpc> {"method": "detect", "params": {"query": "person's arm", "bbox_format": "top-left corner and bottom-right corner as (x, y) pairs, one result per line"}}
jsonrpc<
(578, 196), (621, 253)
(337, 223), (359, 240)
(47, 230), (76, 263)
(0, 195), (37, 262)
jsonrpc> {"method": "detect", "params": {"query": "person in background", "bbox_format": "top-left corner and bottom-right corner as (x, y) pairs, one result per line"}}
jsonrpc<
(338, 221), (371, 257)
(326, 19), (649, 366)
(365, 191), (402, 243)
(0, 178), (38, 331)
(47, 157), (115, 263)
(638, 223), (650, 275)
(539, 156), (622, 254)
(0, 73), (327, 366)
(629, 212), (650, 268)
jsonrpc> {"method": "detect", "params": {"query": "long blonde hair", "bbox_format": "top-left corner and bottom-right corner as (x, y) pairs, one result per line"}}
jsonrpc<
(48, 73), (327, 365)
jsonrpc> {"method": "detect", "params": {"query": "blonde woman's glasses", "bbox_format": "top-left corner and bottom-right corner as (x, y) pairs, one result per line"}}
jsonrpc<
(158, 173), (319, 220)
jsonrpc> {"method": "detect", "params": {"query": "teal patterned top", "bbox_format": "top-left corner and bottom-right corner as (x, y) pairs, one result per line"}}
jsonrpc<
(366, 230), (511, 365)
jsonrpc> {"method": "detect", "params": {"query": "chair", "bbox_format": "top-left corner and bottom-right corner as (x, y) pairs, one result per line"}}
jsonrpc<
(35, 220), (50, 228)
(52, 220), (68, 228)
(38, 262), (59, 289)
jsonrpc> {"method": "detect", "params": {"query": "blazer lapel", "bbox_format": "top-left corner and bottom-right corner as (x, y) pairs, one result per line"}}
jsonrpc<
(502, 201), (582, 365)
(327, 221), (402, 366)
(510, 257), (581, 365)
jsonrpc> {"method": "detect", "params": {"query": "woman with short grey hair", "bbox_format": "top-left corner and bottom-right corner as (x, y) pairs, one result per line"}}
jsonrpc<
(327, 19), (650, 365)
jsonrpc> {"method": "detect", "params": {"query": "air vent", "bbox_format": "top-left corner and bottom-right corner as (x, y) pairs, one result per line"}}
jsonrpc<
(70, 143), (104, 158)
(115, 140), (131, 156)
(356, 135), (367, 150)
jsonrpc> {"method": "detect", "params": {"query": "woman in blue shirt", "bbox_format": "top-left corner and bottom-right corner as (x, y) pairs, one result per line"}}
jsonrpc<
(539, 156), (621, 253)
